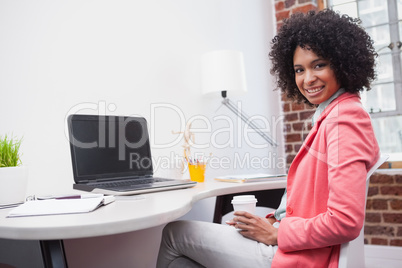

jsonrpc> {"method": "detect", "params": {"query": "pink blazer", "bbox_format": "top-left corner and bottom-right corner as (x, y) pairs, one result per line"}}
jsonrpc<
(272, 93), (380, 268)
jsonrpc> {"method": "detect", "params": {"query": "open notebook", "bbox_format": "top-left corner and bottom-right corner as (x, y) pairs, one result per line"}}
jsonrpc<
(214, 173), (287, 183)
(7, 196), (115, 217)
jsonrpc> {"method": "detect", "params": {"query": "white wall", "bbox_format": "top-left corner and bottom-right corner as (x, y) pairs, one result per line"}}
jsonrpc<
(0, 0), (282, 267)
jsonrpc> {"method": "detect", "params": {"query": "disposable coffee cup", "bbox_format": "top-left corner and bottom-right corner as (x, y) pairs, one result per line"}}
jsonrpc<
(231, 195), (257, 214)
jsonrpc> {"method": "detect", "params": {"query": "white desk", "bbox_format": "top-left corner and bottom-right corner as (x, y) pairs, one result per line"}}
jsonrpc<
(0, 179), (286, 267)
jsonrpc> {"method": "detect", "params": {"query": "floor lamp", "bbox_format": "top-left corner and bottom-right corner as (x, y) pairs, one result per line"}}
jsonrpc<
(201, 50), (278, 147)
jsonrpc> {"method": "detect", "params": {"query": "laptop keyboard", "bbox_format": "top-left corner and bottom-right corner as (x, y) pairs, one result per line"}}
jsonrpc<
(91, 177), (171, 188)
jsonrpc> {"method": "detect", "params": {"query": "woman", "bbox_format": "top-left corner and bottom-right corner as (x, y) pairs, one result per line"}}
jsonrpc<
(157, 9), (380, 267)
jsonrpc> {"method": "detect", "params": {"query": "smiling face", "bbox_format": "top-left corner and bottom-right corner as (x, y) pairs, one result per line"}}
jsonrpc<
(293, 46), (341, 105)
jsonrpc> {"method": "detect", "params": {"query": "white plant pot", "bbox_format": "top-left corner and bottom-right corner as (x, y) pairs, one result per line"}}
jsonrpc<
(0, 166), (28, 205)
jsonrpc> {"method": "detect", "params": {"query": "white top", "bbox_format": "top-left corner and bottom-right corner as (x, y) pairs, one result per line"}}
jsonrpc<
(0, 178), (286, 240)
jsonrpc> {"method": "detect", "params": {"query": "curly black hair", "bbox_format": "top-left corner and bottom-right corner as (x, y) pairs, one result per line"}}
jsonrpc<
(269, 9), (377, 105)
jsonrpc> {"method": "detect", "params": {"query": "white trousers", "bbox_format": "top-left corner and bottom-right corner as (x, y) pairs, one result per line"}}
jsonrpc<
(156, 220), (277, 268)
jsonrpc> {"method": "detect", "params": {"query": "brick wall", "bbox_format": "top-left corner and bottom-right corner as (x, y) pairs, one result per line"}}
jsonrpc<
(282, 96), (315, 166)
(365, 172), (402, 246)
(273, 0), (402, 247)
(274, 0), (320, 31)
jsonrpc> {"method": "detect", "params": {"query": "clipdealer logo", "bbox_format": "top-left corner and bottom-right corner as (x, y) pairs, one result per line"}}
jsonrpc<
(64, 101), (286, 170)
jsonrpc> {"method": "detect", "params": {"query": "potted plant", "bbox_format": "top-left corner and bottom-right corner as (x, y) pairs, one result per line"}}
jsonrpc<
(0, 135), (28, 206)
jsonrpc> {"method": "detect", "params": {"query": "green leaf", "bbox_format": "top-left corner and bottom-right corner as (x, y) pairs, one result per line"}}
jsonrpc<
(0, 135), (23, 167)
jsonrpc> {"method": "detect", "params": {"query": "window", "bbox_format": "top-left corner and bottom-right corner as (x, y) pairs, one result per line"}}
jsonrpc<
(328, 0), (402, 162)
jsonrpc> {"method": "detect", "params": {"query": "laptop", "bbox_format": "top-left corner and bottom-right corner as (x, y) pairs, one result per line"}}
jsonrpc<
(67, 114), (197, 195)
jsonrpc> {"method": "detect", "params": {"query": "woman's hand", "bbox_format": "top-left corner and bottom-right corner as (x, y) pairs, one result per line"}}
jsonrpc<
(226, 211), (278, 245)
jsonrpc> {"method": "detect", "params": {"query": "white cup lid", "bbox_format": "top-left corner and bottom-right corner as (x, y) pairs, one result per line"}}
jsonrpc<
(231, 195), (257, 204)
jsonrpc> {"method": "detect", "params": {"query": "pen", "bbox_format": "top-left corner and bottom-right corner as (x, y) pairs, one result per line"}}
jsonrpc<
(55, 194), (104, 200)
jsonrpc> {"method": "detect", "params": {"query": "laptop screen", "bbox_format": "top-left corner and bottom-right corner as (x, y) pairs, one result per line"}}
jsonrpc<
(68, 114), (153, 183)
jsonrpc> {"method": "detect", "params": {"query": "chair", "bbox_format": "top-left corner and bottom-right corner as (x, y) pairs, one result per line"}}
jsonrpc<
(212, 155), (389, 267)
(338, 154), (389, 268)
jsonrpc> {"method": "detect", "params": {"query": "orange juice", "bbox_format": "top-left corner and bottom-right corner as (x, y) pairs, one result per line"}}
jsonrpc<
(188, 163), (206, 182)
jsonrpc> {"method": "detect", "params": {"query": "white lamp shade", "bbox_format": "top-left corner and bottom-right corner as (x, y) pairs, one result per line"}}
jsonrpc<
(201, 50), (248, 97)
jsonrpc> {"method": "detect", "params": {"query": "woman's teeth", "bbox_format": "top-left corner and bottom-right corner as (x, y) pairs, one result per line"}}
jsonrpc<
(306, 87), (322, 93)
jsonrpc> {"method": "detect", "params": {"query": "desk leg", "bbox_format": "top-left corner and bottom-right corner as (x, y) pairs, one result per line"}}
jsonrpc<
(213, 196), (225, 223)
(213, 189), (285, 224)
(40, 240), (68, 268)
